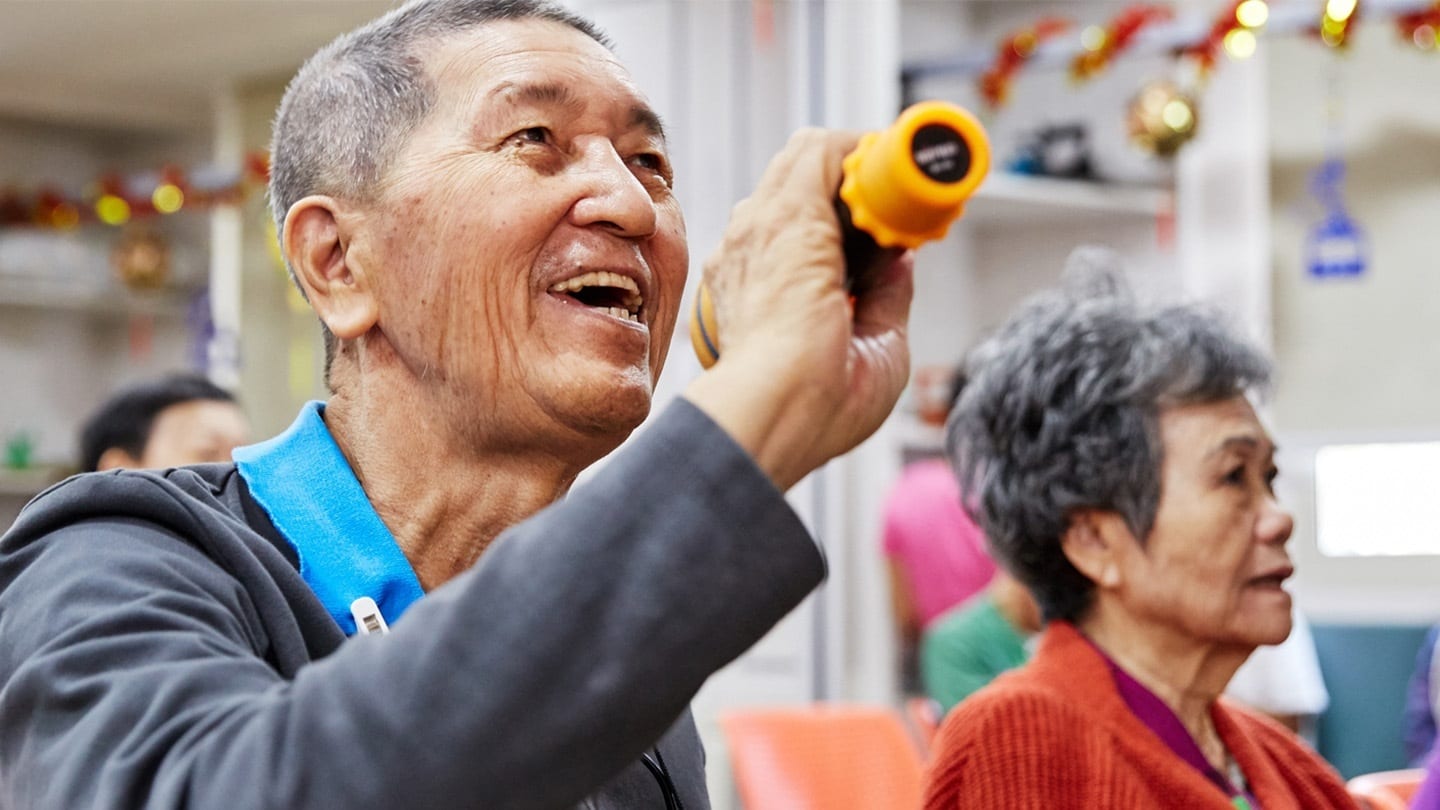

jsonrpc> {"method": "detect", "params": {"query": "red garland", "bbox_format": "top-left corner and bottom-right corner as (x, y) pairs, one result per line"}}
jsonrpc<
(1180, 0), (1249, 77)
(0, 151), (271, 230)
(1396, 1), (1440, 47)
(1071, 4), (1174, 81)
(979, 17), (1073, 107)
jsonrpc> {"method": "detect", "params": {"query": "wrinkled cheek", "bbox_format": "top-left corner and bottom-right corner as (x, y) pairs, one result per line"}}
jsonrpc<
(648, 219), (689, 378)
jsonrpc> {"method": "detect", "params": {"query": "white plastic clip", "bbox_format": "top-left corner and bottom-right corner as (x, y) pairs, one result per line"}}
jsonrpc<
(350, 597), (390, 636)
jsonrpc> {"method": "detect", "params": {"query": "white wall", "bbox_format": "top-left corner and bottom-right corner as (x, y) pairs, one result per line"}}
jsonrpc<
(1267, 24), (1440, 624)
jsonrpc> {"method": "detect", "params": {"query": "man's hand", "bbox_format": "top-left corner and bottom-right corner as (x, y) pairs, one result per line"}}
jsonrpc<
(684, 128), (914, 491)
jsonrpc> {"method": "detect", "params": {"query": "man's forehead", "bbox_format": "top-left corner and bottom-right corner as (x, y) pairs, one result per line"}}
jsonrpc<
(423, 19), (658, 130)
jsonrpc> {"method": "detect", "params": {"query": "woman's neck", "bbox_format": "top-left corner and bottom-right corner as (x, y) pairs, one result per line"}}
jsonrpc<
(1079, 606), (1251, 770)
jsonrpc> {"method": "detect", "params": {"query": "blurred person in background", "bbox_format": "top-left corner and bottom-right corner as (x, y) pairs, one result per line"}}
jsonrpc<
(924, 249), (1355, 809)
(882, 368), (998, 690)
(920, 569), (1041, 715)
(79, 373), (249, 472)
(0, 1), (915, 808)
(1404, 624), (1439, 766)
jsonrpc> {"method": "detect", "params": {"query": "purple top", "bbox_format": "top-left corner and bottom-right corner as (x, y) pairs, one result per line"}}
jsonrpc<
(1092, 638), (1263, 810)
(1413, 752), (1440, 809)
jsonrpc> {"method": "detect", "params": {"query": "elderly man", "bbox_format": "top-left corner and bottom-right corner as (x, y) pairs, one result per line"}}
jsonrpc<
(0, 1), (912, 809)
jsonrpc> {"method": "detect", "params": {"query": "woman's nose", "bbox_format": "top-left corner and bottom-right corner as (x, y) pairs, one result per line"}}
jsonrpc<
(1258, 496), (1295, 547)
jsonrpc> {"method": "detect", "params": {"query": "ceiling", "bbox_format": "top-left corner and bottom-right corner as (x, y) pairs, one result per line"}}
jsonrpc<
(0, 0), (399, 132)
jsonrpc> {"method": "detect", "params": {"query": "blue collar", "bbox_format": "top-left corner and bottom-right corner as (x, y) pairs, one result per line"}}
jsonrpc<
(233, 401), (424, 636)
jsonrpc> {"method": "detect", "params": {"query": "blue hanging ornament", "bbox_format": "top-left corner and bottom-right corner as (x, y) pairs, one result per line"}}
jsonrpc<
(1305, 157), (1368, 279)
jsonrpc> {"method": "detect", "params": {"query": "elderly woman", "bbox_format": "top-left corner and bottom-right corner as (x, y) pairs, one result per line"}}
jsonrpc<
(922, 256), (1356, 809)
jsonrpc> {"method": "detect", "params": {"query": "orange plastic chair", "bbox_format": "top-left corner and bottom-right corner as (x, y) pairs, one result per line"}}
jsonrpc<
(720, 704), (924, 810)
(904, 696), (941, 755)
(1346, 768), (1425, 810)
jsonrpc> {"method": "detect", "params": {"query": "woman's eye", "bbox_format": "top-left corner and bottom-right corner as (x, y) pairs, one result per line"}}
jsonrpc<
(1264, 467), (1280, 492)
(1223, 465), (1247, 486)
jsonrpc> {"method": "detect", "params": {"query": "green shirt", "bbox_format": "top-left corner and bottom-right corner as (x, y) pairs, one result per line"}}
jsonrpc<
(921, 593), (1030, 714)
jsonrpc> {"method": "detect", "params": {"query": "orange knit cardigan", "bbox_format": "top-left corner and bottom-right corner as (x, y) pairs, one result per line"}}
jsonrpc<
(922, 622), (1358, 809)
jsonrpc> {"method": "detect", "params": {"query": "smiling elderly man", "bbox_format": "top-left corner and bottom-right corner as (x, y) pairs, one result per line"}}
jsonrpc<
(0, 1), (912, 809)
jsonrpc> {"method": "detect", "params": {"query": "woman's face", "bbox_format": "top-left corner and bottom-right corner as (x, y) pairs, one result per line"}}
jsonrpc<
(1114, 396), (1295, 650)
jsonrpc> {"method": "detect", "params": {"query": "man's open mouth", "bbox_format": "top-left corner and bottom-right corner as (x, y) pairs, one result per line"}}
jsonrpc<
(549, 271), (644, 324)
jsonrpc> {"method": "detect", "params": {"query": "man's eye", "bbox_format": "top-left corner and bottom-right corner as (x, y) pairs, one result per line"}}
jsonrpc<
(514, 127), (552, 145)
(1223, 465), (1246, 486)
(629, 153), (672, 187)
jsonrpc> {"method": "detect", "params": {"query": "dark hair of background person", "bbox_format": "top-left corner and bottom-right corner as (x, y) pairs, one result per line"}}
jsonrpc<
(79, 374), (237, 473)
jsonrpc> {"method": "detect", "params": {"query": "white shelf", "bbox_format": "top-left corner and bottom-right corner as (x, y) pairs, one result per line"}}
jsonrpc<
(0, 467), (66, 499)
(965, 173), (1171, 228)
(0, 275), (202, 317)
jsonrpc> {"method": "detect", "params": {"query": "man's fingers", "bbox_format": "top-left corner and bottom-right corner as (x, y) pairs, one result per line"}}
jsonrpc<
(853, 250), (915, 338)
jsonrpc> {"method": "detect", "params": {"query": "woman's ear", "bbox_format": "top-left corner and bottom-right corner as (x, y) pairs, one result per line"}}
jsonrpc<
(282, 196), (378, 341)
(1061, 509), (1128, 590)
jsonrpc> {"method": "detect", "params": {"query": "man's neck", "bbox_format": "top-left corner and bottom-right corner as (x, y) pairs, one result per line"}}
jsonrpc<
(1080, 605), (1250, 770)
(323, 383), (586, 592)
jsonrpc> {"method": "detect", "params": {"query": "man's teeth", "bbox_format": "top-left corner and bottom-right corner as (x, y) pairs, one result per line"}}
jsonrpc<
(550, 271), (640, 297)
(548, 270), (644, 319)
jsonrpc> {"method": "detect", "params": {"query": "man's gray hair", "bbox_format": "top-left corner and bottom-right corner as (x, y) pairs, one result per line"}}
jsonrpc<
(268, 0), (609, 380)
(945, 247), (1272, 624)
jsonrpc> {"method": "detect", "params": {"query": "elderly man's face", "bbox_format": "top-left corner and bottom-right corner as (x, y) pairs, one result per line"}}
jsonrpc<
(1113, 396), (1295, 650)
(355, 19), (687, 453)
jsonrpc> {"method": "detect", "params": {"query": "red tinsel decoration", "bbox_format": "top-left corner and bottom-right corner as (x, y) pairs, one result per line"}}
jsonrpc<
(1396, 1), (1440, 48)
(0, 151), (271, 230)
(1071, 4), (1174, 81)
(1180, 0), (1249, 77)
(979, 17), (1073, 107)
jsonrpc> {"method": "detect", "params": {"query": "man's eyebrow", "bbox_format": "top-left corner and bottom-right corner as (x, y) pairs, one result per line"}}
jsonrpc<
(489, 80), (666, 142)
(630, 105), (667, 142)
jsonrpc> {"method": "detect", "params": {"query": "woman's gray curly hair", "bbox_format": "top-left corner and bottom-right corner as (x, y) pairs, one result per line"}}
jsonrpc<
(945, 247), (1272, 623)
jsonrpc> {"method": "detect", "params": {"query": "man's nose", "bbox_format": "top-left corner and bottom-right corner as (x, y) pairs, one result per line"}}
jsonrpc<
(569, 139), (658, 239)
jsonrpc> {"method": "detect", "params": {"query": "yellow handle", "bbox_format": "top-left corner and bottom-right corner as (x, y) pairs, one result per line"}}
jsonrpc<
(691, 100), (990, 369)
(689, 284), (720, 369)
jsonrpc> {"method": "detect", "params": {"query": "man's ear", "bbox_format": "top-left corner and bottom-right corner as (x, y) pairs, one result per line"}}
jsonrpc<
(282, 196), (378, 341)
(1060, 509), (1130, 590)
(95, 447), (141, 472)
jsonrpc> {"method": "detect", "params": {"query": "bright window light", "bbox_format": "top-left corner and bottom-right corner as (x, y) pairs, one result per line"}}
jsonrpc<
(1315, 443), (1440, 557)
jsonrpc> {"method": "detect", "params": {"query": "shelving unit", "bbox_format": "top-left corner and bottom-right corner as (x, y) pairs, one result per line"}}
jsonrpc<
(966, 172), (1171, 227)
(0, 467), (66, 499)
(0, 275), (203, 317)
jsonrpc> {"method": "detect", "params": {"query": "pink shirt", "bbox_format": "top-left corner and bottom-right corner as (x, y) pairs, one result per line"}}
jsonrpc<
(881, 459), (997, 627)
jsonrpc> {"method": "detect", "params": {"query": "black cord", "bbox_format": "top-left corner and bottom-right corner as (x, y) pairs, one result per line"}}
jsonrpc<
(640, 747), (684, 810)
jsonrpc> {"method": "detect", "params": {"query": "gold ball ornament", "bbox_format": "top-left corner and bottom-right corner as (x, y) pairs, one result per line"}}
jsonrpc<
(111, 228), (171, 289)
(1126, 80), (1200, 158)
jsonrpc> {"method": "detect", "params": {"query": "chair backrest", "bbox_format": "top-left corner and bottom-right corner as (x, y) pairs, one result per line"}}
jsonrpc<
(904, 696), (941, 756)
(720, 704), (925, 810)
(1346, 768), (1425, 810)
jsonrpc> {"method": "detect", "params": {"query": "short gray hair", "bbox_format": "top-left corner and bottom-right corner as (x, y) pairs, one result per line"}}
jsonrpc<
(268, 0), (609, 382)
(946, 248), (1272, 624)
